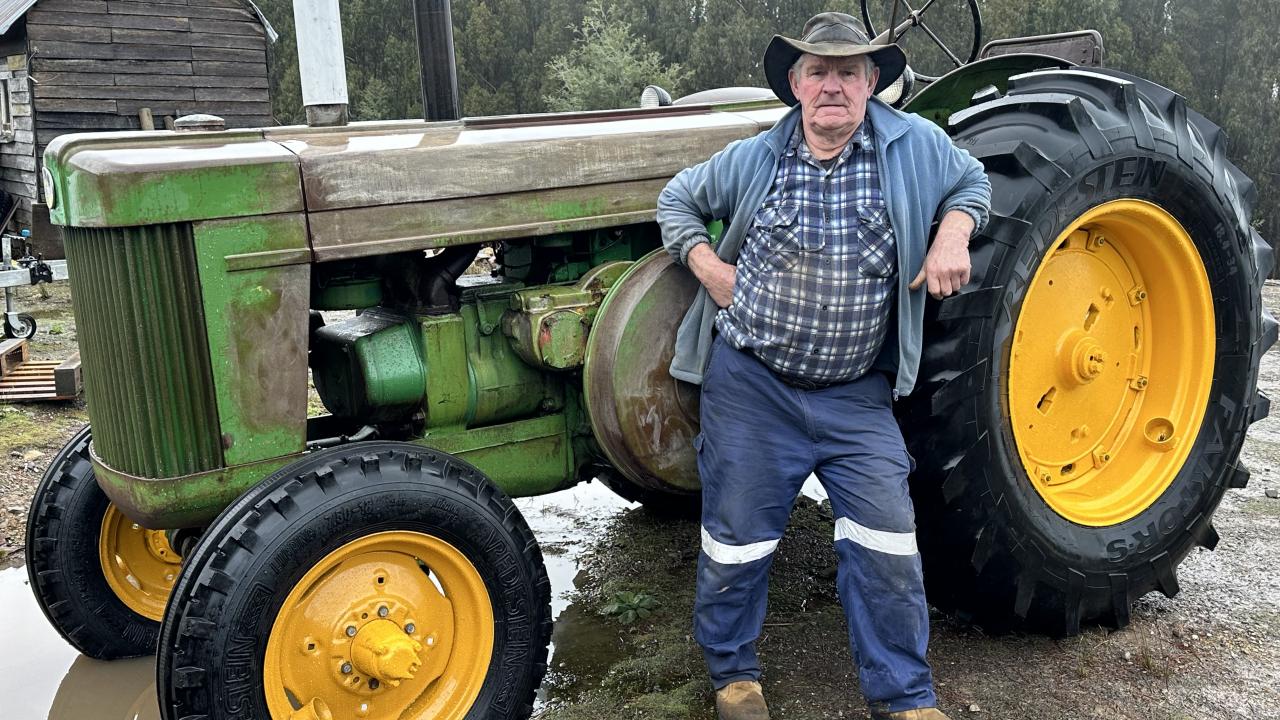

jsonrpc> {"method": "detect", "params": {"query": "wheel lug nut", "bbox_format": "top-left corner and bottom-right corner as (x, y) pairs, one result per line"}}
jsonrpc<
(346, 625), (357, 637)
(378, 606), (389, 618)
(404, 623), (415, 634)
(341, 662), (353, 674)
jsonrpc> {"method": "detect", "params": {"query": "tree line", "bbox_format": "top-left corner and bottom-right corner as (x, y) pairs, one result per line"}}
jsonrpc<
(254, 0), (1280, 263)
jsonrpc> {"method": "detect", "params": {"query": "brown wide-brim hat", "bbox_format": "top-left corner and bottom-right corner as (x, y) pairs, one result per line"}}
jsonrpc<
(764, 12), (908, 106)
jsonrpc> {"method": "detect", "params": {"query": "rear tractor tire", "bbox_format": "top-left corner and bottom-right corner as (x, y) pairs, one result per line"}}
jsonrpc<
(26, 425), (182, 658)
(905, 68), (1275, 635)
(156, 442), (553, 720)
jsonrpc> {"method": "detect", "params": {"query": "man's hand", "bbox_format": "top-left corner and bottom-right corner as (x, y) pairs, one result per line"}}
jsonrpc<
(687, 242), (736, 308)
(910, 210), (974, 299)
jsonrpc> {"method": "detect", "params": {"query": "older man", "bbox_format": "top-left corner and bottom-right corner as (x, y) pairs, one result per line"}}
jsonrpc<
(656, 12), (990, 720)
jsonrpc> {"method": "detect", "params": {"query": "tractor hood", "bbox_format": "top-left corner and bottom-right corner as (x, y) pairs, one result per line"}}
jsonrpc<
(44, 102), (788, 255)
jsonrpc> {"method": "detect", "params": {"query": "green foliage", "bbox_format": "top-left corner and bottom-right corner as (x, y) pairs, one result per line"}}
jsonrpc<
(543, 1), (686, 111)
(978, 0), (1280, 261)
(255, 0), (423, 123)
(600, 590), (659, 625)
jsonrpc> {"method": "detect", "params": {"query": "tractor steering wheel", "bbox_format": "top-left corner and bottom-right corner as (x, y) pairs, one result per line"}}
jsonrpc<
(860, 0), (982, 84)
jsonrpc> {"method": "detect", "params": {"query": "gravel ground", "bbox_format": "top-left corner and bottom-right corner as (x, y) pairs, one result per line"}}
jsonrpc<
(0, 283), (85, 563)
(0, 281), (1277, 720)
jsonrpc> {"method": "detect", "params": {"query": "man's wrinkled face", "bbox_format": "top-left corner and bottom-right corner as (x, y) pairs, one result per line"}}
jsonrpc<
(789, 54), (879, 136)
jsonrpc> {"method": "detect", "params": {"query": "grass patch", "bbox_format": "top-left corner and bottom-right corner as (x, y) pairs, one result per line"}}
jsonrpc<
(539, 508), (710, 720)
(0, 405), (88, 458)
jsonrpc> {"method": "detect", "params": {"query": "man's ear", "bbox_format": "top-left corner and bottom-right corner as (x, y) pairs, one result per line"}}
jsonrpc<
(789, 69), (801, 98)
(869, 66), (880, 92)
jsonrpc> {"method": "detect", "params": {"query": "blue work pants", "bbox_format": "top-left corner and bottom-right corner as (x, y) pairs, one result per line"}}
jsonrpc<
(694, 335), (936, 713)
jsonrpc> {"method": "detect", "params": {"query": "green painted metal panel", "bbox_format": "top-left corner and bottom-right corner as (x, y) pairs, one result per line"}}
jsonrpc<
(904, 54), (1073, 128)
(193, 216), (312, 467)
(421, 314), (471, 430)
(460, 298), (556, 426)
(314, 277), (383, 310)
(64, 224), (224, 479)
(93, 450), (296, 529)
(43, 130), (303, 228)
(359, 321), (428, 409)
(418, 414), (574, 497)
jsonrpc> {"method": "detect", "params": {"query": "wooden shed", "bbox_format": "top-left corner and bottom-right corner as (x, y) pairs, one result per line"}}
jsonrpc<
(0, 0), (277, 242)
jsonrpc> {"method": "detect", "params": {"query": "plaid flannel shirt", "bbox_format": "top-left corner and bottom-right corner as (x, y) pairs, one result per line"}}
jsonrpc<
(715, 118), (897, 384)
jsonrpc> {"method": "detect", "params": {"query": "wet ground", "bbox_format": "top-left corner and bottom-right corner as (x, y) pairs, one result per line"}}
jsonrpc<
(0, 281), (1278, 719)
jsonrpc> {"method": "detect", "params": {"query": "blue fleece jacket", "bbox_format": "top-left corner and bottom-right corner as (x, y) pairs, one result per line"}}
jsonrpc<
(657, 97), (991, 397)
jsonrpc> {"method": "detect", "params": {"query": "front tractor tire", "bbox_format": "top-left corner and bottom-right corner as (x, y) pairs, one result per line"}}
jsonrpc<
(26, 425), (182, 659)
(905, 68), (1276, 635)
(156, 442), (553, 720)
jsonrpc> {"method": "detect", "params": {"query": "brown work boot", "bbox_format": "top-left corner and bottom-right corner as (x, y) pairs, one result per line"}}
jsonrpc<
(715, 680), (770, 720)
(870, 708), (951, 720)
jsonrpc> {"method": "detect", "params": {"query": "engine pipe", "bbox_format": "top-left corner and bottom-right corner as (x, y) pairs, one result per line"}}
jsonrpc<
(293, 0), (350, 126)
(413, 0), (462, 121)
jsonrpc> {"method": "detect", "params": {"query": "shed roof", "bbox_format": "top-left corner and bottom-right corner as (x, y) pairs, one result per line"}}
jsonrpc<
(0, 0), (36, 36)
(0, 0), (278, 40)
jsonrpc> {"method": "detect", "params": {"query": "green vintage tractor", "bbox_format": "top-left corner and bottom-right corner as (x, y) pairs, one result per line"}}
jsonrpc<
(24, 2), (1275, 719)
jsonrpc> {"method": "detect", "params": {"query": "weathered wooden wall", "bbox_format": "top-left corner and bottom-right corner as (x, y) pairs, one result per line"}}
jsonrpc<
(25, 0), (273, 208)
(0, 33), (36, 227)
(0, 0), (274, 230)
(27, 0), (273, 135)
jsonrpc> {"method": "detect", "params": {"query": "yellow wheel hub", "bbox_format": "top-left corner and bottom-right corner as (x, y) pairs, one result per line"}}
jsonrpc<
(1009, 200), (1214, 526)
(264, 531), (494, 720)
(98, 504), (182, 621)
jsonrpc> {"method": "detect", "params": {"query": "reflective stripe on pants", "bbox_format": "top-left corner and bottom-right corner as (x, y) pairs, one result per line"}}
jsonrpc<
(694, 335), (936, 713)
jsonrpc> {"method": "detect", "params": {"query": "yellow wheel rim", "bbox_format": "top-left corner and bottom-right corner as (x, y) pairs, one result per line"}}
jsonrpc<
(98, 505), (182, 621)
(263, 531), (494, 720)
(1009, 199), (1214, 527)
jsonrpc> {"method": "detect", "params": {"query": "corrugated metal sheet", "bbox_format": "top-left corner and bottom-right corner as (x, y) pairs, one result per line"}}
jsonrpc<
(244, 0), (279, 43)
(0, 0), (36, 35)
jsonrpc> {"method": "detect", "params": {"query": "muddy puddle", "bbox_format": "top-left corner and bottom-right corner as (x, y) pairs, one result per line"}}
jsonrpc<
(0, 479), (637, 720)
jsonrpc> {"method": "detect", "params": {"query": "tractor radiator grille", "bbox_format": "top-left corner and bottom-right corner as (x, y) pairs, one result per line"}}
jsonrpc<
(63, 224), (223, 478)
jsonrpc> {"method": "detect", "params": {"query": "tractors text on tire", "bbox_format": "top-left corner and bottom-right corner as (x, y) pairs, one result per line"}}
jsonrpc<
(156, 442), (553, 720)
(26, 425), (182, 658)
(903, 68), (1275, 634)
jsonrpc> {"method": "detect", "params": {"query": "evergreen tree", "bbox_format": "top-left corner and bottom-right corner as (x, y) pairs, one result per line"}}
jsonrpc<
(543, 1), (687, 111)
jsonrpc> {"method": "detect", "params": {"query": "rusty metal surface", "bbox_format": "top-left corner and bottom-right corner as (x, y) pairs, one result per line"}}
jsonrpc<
(305, 179), (667, 262)
(263, 107), (786, 263)
(192, 214), (313, 466)
(44, 129), (304, 228)
(503, 261), (631, 371)
(90, 446), (295, 529)
(583, 250), (702, 494)
(275, 110), (772, 211)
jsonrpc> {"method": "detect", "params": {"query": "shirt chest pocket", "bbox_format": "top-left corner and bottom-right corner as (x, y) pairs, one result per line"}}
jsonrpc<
(856, 206), (897, 278)
(752, 203), (821, 272)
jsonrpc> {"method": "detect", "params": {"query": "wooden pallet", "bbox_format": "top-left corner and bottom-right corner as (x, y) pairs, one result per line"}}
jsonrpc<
(0, 339), (82, 402)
